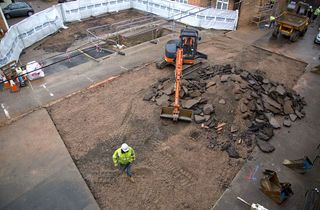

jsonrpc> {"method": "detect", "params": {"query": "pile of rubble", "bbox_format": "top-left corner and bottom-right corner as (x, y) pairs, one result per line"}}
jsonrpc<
(143, 63), (306, 157)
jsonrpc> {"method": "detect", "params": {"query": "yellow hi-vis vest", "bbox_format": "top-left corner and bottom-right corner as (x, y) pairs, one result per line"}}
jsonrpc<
(112, 147), (135, 165)
(270, 16), (276, 21)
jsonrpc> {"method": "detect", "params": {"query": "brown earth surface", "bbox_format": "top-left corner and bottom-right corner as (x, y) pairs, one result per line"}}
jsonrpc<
(48, 64), (245, 210)
(47, 27), (306, 210)
(199, 34), (306, 88)
(34, 9), (145, 53)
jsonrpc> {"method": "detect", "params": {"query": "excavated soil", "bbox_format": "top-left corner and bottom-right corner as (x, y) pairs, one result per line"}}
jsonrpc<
(20, 9), (146, 63)
(47, 32), (307, 210)
(48, 64), (244, 210)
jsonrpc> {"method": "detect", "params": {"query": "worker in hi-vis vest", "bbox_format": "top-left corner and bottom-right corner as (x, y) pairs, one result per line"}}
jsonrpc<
(113, 143), (136, 182)
(269, 15), (276, 28)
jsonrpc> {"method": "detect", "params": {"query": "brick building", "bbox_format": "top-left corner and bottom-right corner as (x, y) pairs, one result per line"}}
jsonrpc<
(187, 0), (239, 10)
(173, 0), (320, 28)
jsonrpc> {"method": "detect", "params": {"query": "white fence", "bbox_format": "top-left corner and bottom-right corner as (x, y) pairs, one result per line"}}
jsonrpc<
(0, 5), (64, 65)
(0, 0), (238, 66)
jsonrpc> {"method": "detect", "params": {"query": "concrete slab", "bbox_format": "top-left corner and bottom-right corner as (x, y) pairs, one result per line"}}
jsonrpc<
(0, 109), (99, 210)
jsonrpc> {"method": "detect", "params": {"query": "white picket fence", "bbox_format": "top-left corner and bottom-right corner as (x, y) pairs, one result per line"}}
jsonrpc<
(0, 0), (238, 66)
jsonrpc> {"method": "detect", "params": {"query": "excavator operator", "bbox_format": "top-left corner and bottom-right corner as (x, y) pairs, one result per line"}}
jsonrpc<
(183, 37), (194, 57)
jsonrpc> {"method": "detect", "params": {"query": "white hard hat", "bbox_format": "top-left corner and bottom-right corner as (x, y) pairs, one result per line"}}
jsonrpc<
(121, 143), (129, 152)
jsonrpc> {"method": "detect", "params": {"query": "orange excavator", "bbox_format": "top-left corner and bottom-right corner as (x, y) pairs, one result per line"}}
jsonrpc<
(158, 28), (207, 122)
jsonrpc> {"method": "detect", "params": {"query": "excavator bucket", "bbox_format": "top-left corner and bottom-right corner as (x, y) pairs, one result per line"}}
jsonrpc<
(160, 106), (193, 122)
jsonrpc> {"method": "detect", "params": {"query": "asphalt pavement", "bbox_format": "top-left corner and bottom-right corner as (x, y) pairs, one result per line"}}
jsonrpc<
(6, 0), (56, 27)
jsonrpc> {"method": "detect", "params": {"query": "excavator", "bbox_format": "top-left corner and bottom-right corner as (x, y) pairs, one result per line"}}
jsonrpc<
(157, 28), (207, 122)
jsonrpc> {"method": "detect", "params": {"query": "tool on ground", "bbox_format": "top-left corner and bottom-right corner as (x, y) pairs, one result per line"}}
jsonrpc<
(237, 197), (269, 210)
(260, 169), (293, 204)
(283, 156), (314, 174)
(283, 144), (320, 174)
(157, 28), (207, 122)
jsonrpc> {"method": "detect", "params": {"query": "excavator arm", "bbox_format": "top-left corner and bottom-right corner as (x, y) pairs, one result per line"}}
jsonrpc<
(160, 47), (193, 122)
(172, 48), (183, 120)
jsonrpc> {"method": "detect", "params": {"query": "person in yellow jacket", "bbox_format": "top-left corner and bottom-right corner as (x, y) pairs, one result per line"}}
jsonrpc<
(16, 66), (26, 87)
(112, 143), (135, 182)
(269, 15), (276, 28)
(314, 7), (320, 20)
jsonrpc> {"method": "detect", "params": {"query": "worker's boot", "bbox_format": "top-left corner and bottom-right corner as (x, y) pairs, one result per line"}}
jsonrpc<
(128, 176), (135, 183)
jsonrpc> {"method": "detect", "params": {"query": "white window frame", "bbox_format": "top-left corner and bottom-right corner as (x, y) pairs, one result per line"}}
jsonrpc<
(216, 0), (229, 10)
(173, 0), (188, 4)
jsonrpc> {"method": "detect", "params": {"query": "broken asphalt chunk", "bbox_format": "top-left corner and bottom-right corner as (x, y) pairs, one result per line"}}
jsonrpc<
(227, 145), (240, 158)
(283, 119), (291, 127)
(289, 114), (297, 122)
(194, 115), (205, 124)
(276, 85), (286, 96)
(156, 95), (169, 106)
(257, 139), (275, 153)
(182, 98), (201, 109)
(203, 104), (214, 115)
(269, 117), (280, 129)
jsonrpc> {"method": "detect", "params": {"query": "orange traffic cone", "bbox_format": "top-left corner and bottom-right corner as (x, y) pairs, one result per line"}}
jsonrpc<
(4, 80), (10, 89)
(10, 80), (19, 92)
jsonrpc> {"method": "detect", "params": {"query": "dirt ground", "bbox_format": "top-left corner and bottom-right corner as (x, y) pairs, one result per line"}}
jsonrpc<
(199, 33), (306, 88)
(48, 64), (244, 210)
(20, 9), (146, 63)
(47, 30), (306, 209)
(36, 9), (145, 53)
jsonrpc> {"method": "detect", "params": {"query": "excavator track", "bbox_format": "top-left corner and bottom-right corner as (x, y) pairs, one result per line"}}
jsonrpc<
(182, 62), (203, 77)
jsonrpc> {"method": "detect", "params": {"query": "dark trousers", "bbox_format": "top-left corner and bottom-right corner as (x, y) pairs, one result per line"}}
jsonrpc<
(269, 20), (275, 28)
(119, 163), (132, 177)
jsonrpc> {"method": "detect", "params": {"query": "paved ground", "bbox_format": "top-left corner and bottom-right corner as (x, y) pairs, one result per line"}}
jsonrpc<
(0, 108), (99, 210)
(6, 0), (56, 27)
(228, 21), (320, 68)
(213, 22), (320, 210)
(254, 23), (320, 68)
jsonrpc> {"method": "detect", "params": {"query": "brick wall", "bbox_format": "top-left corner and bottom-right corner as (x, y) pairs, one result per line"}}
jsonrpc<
(188, 0), (236, 9)
(237, 0), (288, 28)
(188, 0), (211, 7)
(0, 9), (9, 38)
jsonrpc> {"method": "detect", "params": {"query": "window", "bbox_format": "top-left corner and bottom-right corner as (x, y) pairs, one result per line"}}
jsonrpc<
(16, 2), (28, 9)
(216, 0), (229, 10)
(172, 0), (188, 4)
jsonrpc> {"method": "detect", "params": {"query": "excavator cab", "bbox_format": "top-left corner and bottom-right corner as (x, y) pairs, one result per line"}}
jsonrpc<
(156, 28), (207, 69)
